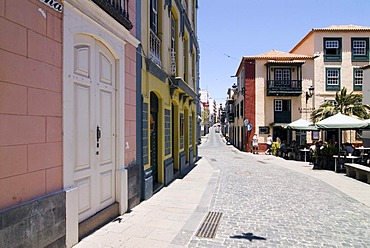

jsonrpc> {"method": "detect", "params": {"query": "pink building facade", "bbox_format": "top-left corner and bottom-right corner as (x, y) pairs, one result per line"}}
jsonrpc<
(0, 0), (139, 247)
(0, 0), (63, 211)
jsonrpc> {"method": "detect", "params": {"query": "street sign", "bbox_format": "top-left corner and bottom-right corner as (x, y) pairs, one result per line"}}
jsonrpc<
(244, 118), (250, 126)
(246, 124), (252, 131)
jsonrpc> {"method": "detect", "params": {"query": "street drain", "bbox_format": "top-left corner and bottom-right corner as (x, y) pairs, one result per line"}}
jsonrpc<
(195, 211), (223, 238)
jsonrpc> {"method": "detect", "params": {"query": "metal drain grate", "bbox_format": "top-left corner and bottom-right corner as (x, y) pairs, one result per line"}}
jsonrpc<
(195, 211), (223, 238)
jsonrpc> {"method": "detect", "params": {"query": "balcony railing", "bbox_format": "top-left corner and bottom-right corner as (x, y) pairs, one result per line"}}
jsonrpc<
(92, 0), (133, 30)
(267, 80), (302, 96)
(150, 30), (161, 66)
(171, 49), (176, 76)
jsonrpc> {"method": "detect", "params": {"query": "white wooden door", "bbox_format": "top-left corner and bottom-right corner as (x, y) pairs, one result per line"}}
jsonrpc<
(72, 35), (116, 222)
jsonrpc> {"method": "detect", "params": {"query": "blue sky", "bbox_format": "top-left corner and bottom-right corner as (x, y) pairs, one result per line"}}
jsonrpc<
(198, 0), (370, 102)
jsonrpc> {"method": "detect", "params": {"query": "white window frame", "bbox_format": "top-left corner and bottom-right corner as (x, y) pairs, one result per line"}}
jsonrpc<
(353, 40), (367, 55)
(325, 40), (339, 49)
(151, 0), (158, 33)
(275, 100), (282, 111)
(327, 69), (339, 86)
(354, 68), (363, 86)
(275, 69), (290, 80)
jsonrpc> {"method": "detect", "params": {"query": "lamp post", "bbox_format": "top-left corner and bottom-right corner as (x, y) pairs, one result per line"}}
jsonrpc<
(305, 85), (315, 104)
(305, 85), (315, 120)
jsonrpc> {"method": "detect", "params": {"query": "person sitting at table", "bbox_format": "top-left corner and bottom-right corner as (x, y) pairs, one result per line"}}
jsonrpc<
(279, 140), (287, 158)
(343, 142), (354, 155)
(288, 140), (298, 160)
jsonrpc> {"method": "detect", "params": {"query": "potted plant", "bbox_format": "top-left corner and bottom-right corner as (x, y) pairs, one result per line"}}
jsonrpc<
(271, 142), (280, 156)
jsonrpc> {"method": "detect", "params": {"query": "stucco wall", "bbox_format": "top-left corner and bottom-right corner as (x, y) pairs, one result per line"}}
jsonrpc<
(125, 43), (138, 165)
(291, 33), (315, 55)
(312, 31), (370, 108)
(362, 67), (370, 146)
(0, 0), (63, 210)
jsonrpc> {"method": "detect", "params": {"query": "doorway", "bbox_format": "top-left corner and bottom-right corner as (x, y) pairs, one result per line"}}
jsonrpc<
(70, 35), (117, 222)
(150, 92), (159, 189)
(273, 126), (288, 143)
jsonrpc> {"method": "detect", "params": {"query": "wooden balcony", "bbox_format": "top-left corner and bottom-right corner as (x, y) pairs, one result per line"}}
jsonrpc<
(266, 80), (302, 96)
(92, 0), (133, 30)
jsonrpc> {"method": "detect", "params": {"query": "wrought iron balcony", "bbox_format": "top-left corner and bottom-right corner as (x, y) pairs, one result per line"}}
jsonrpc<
(92, 0), (133, 30)
(266, 80), (302, 96)
(150, 30), (161, 66)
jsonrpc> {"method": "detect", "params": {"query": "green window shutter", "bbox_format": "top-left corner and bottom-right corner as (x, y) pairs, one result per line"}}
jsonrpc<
(325, 68), (341, 91)
(352, 38), (369, 62)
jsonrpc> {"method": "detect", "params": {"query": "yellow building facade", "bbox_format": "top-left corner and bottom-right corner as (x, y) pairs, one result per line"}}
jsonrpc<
(140, 0), (200, 198)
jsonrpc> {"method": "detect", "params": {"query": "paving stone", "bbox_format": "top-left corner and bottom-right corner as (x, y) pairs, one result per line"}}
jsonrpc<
(189, 131), (370, 247)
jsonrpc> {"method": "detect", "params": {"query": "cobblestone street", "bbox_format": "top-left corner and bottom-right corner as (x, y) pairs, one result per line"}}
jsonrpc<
(189, 130), (370, 247)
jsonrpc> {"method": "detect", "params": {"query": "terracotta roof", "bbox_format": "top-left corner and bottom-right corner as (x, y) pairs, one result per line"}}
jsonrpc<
(265, 60), (306, 64)
(243, 50), (313, 60)
(313, 24), (370, 31)
(290, 24), (370, 52)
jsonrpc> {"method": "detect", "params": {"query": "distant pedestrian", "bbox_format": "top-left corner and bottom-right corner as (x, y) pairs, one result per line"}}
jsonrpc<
(265, 135), (273, 155)
(252, 133), (259, 154)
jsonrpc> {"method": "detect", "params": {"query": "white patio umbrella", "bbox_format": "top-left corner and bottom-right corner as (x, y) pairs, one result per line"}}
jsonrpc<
(315, 113), (368, 130)
(287, 118), (318, 131)
(315, 113), (368, 148)
(364, 118), (370, 128)
(287, 119), (317, 145)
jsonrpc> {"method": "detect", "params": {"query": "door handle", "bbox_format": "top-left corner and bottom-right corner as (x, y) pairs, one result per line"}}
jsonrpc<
(97, 125), (101, 143)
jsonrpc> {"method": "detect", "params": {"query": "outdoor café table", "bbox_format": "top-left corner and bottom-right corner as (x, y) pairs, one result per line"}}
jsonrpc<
(357, 147), (370, 155)
(299, 148), (310, 162)
(356, 147), (370, 163)
(357, 147), (370, 151)
(333, 155), (346, 172)
(346, 155), (361, 163)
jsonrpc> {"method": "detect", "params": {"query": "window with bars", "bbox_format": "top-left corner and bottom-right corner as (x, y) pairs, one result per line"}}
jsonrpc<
(354, 68), (363, 91)
(324, 38), (342, 61)
(326, 68), (340, 91)
(352, 38), (369, 62)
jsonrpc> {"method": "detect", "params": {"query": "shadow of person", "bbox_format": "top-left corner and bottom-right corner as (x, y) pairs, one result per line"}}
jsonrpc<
(230, 232), (267, 242)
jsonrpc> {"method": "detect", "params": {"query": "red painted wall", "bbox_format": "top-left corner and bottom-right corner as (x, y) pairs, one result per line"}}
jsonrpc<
(0, 0), (63, 209)
(244, 60), (256, 152)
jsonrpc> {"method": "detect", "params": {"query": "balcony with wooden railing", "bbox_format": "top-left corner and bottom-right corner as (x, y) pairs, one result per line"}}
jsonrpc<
(92, 0), (132, 30)
(266, 80), (302, 96)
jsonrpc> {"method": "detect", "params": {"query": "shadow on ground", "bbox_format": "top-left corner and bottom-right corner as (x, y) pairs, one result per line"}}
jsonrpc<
(230, 232), (267, 242)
